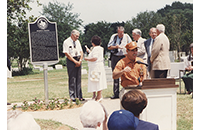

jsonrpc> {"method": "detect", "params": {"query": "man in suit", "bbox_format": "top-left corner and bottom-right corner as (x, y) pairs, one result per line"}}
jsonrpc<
(150, 24), (171, 78)
(144, 27), (157, 78)
(132, 29), (147, 63)
(121, 89), (159, 130)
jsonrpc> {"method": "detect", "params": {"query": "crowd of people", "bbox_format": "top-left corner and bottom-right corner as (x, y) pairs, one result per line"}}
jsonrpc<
(7, 23), (193, 129)
(62, 23), (193, 102)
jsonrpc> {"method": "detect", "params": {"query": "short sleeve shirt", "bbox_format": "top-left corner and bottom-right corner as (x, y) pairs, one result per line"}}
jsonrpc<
(107, 33), (132, 56)
(113, 57), (146, 87)
(63, 37), (83, 57)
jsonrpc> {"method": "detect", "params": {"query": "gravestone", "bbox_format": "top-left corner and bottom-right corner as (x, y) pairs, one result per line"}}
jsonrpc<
(55, 64), (63, 70)
(81, 69), (87, 75)
(169, 51), (175, 62)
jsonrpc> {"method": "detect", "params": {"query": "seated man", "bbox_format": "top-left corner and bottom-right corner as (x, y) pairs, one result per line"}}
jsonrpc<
(121, 89), (159, 130)
(80, 101), (108, 130)
(113, 41), (146, 88)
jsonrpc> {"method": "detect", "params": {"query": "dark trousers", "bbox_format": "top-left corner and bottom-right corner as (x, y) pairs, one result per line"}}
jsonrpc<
(182, 71), (193, 92)
(66, 58), (83, 100)
(154, 70), (168, 78)
(111, 55), (125, 97)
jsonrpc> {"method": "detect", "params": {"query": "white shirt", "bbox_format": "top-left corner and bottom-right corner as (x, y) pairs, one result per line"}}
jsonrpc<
(149, 38), (154, 55)
(82, 128), (96, 130)
(63, 37), (83, 57)
(137, 37), (146, 59)
(87, 46), (104, 66)
(107, 33), (132, 56)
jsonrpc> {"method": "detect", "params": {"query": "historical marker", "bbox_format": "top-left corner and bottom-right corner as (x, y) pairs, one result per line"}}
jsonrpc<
(28, 16), (59, 65)
(28, 16), (59, 105)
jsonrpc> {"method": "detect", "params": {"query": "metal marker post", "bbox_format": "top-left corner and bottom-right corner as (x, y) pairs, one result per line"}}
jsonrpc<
(43, 62), (49, 105)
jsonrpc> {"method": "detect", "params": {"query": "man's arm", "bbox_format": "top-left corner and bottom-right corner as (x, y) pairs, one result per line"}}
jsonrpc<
(150, 37), (161, 63)
(64, 52), (80, 67)
(113, 66), (131, 79)
(76, 51), (83, 67)
(84, 57), (97, 62)
(108, 45), (120, 50)
(137, 41), (146, 57)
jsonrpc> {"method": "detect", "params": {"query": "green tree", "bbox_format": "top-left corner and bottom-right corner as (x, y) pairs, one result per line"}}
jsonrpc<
(7, 0), (41, 70)
(125, 11), (162, 39)
(157, 1), (193, 54)
(41, 1), (83, 57)
(82, 21), (114, 53)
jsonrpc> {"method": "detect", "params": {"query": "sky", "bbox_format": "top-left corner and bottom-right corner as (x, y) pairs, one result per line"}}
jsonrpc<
(26, 0), (193, 29)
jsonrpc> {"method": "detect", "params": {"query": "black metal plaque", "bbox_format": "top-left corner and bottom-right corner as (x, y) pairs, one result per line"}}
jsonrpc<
(28, 16), (59, 64)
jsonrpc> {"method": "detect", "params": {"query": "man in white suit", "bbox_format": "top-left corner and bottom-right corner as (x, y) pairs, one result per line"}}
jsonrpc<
(132, 29), (147, 63)
(150, 24), (171, 78)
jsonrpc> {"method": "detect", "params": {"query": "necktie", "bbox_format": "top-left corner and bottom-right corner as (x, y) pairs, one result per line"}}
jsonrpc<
(73, 41), (76, 48)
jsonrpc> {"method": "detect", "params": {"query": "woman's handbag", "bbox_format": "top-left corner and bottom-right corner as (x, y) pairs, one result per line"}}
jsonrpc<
(90, 71), (101, 81)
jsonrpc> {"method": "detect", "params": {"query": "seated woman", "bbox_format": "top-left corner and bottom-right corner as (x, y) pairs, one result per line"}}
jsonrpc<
(182, 43), (193, 94)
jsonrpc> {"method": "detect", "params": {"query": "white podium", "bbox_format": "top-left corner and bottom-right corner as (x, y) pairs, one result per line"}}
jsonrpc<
(119, 78), (178, 130)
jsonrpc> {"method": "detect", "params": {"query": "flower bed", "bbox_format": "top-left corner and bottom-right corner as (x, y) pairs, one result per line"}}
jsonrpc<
(10, 97), (83, 112)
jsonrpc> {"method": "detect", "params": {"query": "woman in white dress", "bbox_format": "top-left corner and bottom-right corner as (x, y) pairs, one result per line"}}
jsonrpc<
(84, 35), (107, 102)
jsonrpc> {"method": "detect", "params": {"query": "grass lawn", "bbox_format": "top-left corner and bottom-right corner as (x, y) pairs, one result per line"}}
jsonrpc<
(7, 60), (193, 130)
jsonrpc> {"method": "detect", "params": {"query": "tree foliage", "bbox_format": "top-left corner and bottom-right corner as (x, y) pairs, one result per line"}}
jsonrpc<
(81, 21), (126, 53)
(7, 1), (193, 71)
(157, 1), (193, 56)
(41, 1), (83, 57)
(125, 11), (162, 39)
(7, 0), (41, 70)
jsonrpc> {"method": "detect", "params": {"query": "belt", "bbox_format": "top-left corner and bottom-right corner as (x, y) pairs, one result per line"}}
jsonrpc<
(113, 55), (125, 57)
(73, 56), (80, 59)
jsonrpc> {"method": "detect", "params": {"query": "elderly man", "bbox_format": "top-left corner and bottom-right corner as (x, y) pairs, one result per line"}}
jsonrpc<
(63, 29), (84, 102)
(113, 42), (146, 88)
(80, 101), (108, 130)
(132, 29), (147, 63)
(150, 24), (171, 78)
(144, 27), (157, 78)
(108, 26), (132, 99)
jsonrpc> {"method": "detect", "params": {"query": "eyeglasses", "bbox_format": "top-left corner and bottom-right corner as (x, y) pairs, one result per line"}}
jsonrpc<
(128, 49), (137, 52)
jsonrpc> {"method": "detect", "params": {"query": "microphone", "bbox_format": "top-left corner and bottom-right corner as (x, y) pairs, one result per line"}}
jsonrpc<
(136, 60), (148, 67)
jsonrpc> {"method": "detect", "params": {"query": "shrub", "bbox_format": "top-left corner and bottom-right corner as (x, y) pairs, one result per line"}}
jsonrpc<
(12, 67), (34, 76)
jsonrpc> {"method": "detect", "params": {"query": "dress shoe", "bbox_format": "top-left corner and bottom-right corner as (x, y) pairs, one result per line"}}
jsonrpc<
(96, 97), (103, 102)
(71, 99), (76, 102)
(79, 98), (85, 101)
(110, 95), (119, 99)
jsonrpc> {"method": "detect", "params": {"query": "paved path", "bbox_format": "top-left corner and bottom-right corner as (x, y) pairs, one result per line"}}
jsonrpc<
(10, 98), (120, 130)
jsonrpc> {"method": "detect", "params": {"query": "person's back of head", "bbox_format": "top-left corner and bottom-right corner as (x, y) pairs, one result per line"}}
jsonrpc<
(121, 89), (147, 117)
(156, 24), (165, 33)
(7, 110), (41, 130)
(107, 109), (139, 130)
(80, 101), (105, 129)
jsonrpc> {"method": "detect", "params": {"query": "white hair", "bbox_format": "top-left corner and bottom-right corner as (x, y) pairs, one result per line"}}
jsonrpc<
(71, 29), (80, 35)
(132, 29), (142, 36)
(80, 101), (105, 128)
(156, 24), (165, 33)
(118, 26), (125, 32)
(7, 110), (41, 130)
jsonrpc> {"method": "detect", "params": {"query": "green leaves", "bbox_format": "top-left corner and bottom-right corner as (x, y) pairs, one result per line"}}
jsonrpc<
(41, 1), (83, 57)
